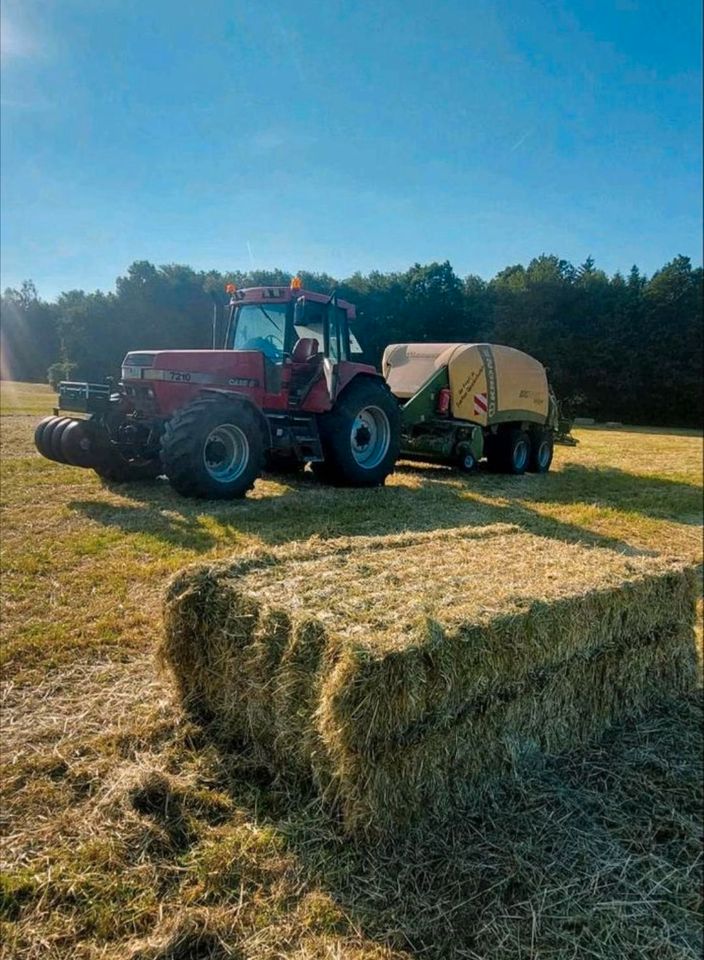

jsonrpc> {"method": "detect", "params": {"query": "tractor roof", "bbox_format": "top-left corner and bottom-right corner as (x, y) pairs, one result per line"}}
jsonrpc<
(232, 286), (356, 320)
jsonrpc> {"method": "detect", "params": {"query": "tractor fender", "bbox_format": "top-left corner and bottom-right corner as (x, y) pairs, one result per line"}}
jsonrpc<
(334, 369), (391, 404)
(195, 388), (272, 445)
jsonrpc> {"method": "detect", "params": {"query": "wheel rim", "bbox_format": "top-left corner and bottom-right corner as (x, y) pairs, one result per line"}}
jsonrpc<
(514, 439), (529, 471)
(538, 440), (551, 468)
(462, 453), (475, 471)
(203, 424), (249, 482)
(350, 405), (391, 469)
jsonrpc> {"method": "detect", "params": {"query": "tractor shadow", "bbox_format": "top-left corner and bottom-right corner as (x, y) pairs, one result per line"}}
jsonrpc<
(396, 460), (703, 524)
(521, 463), (703, 525)
(67, 459), (701, 558)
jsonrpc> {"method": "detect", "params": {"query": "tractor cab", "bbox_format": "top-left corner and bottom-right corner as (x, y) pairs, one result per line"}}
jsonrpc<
(225, 280), (361, 359)
(223, 279), (363, 410)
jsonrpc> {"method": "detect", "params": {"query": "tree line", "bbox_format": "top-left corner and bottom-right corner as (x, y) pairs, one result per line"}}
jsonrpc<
(1, 254), (701, 427)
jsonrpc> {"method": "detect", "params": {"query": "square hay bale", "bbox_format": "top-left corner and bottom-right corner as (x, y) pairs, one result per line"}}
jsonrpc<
(161, 525), (698, 835)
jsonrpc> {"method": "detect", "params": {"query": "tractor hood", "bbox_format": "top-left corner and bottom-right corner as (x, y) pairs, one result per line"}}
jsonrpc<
(121, 350), (264, 387)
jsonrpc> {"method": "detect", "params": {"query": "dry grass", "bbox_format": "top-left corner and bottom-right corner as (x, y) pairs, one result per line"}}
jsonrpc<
(1, 383), (702, 957)
(162, 528), (698, 833)
(0, 380), (56, 417)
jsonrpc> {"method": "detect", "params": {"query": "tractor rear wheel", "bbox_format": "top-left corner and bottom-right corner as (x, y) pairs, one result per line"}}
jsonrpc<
(161, 394), (264, 499)
(313, 378), (400, 487)
(528, 429), (554, 473)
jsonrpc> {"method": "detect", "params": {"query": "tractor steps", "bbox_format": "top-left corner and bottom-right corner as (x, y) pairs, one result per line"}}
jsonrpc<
(266, 413), (324, 462)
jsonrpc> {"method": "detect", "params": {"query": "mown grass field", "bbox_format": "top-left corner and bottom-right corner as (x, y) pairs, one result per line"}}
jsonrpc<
(1, 378), (702, 960)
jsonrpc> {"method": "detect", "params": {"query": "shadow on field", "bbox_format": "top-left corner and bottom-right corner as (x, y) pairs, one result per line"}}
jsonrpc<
(67, 462), (662, 558)
(524, 463), (703, 524)
(396, 461), (703, 524)
(204, 693), (703, 960)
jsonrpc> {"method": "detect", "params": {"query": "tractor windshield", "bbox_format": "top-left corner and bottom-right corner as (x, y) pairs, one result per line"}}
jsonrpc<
(231, 303), (287, 362)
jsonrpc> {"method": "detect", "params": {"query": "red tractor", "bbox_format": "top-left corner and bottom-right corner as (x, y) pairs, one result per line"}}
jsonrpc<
(34, 280), (401, 498)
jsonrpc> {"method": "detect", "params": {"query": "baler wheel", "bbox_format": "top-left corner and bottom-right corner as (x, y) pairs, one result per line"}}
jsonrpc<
(528, 430), (554, 473)
(160, 394), (264, 499)
(458, 450), (477, 473)
(504, 427), (530, 474)
(488, 427), (530, 475)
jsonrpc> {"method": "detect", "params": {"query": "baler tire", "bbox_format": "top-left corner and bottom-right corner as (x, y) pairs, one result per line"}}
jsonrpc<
(50, 418), (74, 463)
(528, 429), (554, 473)
(34, 416), (57, 459)
(502, 427), (530, 475)
(315, 378), (401, 487)
(160, 395), (264, 500)
(458, 450), (477, 473)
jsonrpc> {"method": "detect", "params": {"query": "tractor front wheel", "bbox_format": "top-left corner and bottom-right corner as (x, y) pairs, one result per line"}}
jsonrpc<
(313, 378), (400, 487)
(160, 395), (264, 499)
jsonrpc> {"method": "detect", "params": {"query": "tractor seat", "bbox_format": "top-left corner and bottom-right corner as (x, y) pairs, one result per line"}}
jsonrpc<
(291, 337), (320, 364)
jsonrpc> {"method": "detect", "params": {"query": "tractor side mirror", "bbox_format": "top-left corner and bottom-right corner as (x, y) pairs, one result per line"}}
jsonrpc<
(294, 295), (306, 327)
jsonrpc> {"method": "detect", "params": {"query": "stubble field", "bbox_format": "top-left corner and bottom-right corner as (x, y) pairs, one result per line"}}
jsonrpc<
(1, 379), (702, 960)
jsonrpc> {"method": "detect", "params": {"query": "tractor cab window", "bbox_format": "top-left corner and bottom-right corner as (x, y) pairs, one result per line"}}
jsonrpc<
(293, 301), (349, 362)
(231, 303), (286, 362)
(327, 305), (349, 361)
(293, 300), (325, 357)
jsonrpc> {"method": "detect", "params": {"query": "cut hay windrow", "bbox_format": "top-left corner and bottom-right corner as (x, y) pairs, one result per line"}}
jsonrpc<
(161, 525), (699, 834)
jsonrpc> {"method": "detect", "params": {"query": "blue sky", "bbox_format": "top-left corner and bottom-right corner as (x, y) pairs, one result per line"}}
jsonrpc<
(1, 0), (701, 299)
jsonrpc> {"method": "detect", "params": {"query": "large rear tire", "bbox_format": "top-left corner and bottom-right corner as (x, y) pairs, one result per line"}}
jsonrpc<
(313, 378), (400, 487)
(160, 395), (264, 499)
